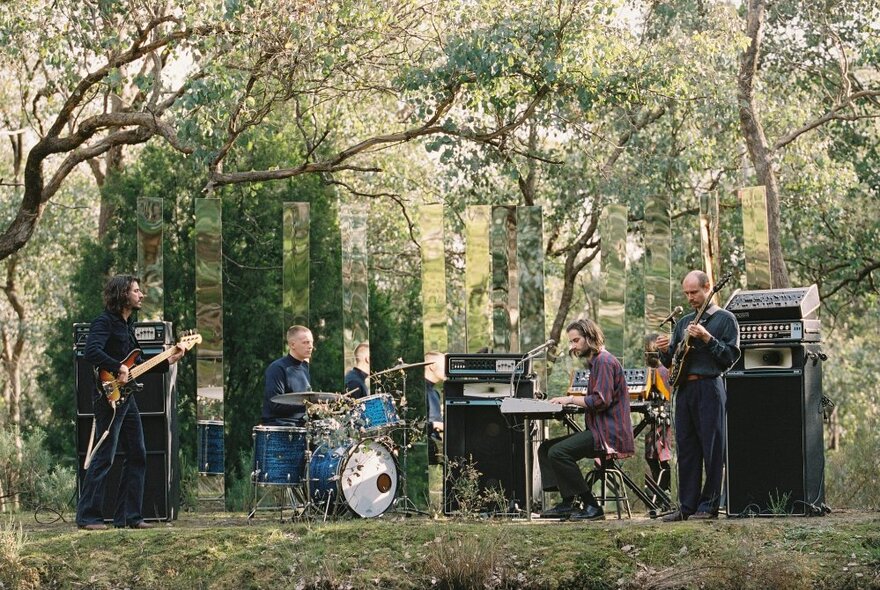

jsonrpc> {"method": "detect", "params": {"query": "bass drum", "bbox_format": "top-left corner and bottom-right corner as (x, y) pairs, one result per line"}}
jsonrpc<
(309, 439), (398, 518)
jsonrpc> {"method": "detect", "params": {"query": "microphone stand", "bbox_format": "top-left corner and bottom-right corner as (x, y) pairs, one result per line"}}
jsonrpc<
(508, 345), (551, 520)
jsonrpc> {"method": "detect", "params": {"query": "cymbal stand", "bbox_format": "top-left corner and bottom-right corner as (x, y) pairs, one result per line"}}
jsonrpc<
(391, 368), (428, 516)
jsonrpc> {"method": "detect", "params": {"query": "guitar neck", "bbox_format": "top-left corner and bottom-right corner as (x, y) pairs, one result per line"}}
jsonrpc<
(129, 346), (176, 380)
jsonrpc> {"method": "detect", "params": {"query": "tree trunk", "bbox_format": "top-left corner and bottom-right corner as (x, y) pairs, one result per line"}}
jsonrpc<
(737, 0), (790, 288)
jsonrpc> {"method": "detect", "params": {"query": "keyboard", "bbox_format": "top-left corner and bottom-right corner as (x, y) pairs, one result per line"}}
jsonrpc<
(500, 397), (578, 417)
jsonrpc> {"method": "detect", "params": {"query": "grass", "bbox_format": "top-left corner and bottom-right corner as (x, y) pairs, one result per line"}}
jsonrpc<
(11, 511), (880, 589)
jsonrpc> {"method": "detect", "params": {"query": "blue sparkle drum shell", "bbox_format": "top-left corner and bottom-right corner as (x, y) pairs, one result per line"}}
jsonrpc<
(252, 425), (308, 485)
(197, 420), (225, 475)
(309, 439), (398, 518)
(351, 393), (400, 433)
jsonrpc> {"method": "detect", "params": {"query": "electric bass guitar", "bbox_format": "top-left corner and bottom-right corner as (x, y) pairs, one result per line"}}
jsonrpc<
(96, 331), (201, 405)
(668, 273), (732, 388)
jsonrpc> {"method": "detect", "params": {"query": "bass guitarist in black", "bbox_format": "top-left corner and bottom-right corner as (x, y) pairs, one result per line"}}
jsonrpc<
(76, 275), (187, 531)
(656, 270), (740, 521)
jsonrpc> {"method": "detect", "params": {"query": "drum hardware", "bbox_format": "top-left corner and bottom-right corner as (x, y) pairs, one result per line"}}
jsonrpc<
(379, 363), (428, 516)
(370, 360), (434, 379)
(271, 391), (343, 405)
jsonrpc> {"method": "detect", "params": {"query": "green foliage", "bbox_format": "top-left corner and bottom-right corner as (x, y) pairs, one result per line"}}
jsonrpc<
(0, 429), (75, 514)
(0, 519), (39, 590)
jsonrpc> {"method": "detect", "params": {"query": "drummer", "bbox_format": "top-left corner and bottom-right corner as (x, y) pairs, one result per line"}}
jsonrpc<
(262, 325), (314, 426)
(344, 342), (370, 399)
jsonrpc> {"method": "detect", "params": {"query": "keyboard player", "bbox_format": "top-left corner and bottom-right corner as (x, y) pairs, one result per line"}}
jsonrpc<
(537, 318), (634, 521)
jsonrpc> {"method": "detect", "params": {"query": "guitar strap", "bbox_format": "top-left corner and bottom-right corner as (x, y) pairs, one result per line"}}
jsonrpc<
(83, 406), (118, 470)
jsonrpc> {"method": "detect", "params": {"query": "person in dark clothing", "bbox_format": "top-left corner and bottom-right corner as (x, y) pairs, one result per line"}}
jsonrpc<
(76, 275), (187, 531)
(344, 342), (370, 399)
(656, 270), (740, 521)
(424, 351), (445, 465)
(538, 318), (634, 521)
(262, 325), (314, 426)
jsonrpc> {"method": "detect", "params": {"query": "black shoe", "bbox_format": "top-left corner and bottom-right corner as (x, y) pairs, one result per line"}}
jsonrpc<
(661, 510), (689, 522)
(689, 511), (718, 520)
(540, 500), (579, 519)
(569, 504), (605, 521)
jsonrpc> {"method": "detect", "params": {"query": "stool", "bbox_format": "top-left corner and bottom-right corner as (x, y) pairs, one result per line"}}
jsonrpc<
(584, 456), (632, 519)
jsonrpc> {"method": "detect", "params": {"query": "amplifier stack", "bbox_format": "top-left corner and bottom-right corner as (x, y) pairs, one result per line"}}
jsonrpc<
(442, 353), (539, 514)
(724, 285), (827, 516)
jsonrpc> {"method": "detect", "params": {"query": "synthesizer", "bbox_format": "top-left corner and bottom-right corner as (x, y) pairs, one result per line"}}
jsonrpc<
(568, 368), (655, 401)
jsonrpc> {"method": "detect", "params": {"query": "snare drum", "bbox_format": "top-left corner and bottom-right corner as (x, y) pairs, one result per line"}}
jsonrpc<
(252, 425), (308, 485)
(197, 420), (225, 475)
(309, 439), (398, 517)
(351, 393), (400, 432)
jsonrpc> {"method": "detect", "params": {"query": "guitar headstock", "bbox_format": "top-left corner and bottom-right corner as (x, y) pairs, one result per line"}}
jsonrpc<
(177, 330), (203, 351)
(712, 271), (733, 295)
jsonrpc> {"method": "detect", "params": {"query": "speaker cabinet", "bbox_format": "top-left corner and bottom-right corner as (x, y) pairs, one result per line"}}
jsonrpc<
(74, 322), (180, 521)
(443, 399), (527, 514)
(726, 344), (825, 515)
(76, 452), (173, 521)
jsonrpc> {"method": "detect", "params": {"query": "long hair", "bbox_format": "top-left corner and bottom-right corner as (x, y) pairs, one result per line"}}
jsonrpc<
(103, 274), (140, 315)
(565, 318), (605, 358)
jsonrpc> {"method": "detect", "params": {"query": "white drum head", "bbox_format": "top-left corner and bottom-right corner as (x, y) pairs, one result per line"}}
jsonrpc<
(340, 440), (398, 517)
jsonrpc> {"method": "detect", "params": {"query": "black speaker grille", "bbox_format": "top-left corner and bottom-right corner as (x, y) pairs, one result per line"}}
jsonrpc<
(726, 350), (824, 515)
(443, 401), (526, 513)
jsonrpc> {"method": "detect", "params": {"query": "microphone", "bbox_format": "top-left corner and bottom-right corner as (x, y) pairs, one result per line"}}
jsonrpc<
(523, 339), (556, 358)
(658, 306), (684, 328)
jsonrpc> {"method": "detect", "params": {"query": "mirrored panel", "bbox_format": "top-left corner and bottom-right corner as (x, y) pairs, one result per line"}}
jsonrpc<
(517, 206), (546, 384)
(420, 204), (448, 353)
(283, 202), (310, 329)
(644, 196), (672, 330)
(491, 206), (517, 352)
(137, 197), (164, 321)
(599, 204), (627, 361)
(418, 203), (447, 511)
(340, 205), (370, 373)
(444, 209), (467, 353)
(465, 206), (492, 353)
(699, 192), (721, 294)
(739, 186), (773, 289)
(195, 198), (224, 502)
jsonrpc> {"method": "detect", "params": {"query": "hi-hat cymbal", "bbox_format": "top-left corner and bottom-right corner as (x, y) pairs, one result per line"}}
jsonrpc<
(271, 391), (342, 405)
(371, 360), (435, 378)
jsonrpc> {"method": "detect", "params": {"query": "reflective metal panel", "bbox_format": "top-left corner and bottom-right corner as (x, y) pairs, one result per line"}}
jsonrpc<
(491, 206), (517, 352)
(517, 206), (545, 355)
(465, 206), (492, 353)
(739, 186), (773, 289)
(137, 198), (163, 321)
(283, 203), (310, 328)
(195, 198), (224, 498)
(699, 193), (721, 294)
(419, 204), (448, 353)
(644, 196), (672, 330)
(418, 203), (448, 511)
(340, 205), (370, 372)
(598, 204), (627, 360)
(444, 210), (467, 353)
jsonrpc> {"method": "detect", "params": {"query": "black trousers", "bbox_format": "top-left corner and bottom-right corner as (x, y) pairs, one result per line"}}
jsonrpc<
(674, 377), (726, 515)
(537, 430), (601, 503)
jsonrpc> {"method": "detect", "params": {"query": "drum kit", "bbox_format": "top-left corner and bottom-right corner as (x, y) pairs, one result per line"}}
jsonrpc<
(249, 360), (431, 520)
